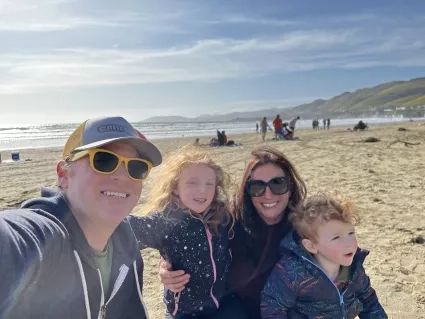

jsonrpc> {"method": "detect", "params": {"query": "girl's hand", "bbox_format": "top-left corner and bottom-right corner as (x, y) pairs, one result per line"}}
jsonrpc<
(158, 258), (190, 293)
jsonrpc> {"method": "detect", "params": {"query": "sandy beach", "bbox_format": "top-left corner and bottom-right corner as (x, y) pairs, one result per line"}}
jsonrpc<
(1, 122), (424, 318)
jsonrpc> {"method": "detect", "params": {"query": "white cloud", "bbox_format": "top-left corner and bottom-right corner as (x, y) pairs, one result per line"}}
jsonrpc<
(0, 0), (182, 32)
(1, 0), (425, 95)
(1, 24), (425, 94)
(208, 14), (299, 27)
(0, 0), (144, 32)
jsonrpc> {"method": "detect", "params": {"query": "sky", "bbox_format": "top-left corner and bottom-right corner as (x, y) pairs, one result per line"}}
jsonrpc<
(1, 0), (425, 125)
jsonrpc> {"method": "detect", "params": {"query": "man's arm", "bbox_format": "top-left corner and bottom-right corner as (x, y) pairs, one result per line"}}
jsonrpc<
(0, 210), (66, 313)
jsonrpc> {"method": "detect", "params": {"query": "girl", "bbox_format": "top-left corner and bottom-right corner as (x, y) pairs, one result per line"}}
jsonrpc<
(129, 146), (237, 318)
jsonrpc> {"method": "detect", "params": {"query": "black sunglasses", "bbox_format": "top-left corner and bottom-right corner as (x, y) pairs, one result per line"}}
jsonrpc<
(246, 176), (290, 197)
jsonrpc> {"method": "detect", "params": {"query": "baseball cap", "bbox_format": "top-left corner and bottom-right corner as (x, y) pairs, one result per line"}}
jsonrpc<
(62, 116), (162, 167)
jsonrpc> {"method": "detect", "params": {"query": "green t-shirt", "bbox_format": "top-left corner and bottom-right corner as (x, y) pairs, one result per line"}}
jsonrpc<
(92, 240), (114, 299)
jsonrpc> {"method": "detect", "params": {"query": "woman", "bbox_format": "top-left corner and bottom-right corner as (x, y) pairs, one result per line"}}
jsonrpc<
(158, 146), (307, 318)
(259, 117), (270, 141)
(0, 116), (161, 319)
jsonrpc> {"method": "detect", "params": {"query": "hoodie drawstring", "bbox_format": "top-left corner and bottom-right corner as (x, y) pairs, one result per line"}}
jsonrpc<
(74, 250), (91, 319)
(133, 260), (150, 319)
(74, 251), (144, 319)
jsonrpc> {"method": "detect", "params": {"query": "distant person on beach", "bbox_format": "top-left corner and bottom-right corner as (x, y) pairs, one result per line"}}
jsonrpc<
(323, 118), (326, 129)
(222, 131), (228, 145)
(260, 117), (270, 141)
(129, 147), (245, 318)
(0, 116), (161, 319)
(353, 120), (368, 131)
(272, 115), (283, 139)
(261, 192), (388, 318)
(283, 116), (300, 139)
(210, 138), (219, 147)
(217, 130), (225, 146)
(327, 118), (331, 129)
(256, 123), (259, 133)
(194, 137), (200, 146)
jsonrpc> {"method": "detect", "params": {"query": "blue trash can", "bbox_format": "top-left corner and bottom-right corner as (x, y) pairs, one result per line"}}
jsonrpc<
(11, 151), (20, 161)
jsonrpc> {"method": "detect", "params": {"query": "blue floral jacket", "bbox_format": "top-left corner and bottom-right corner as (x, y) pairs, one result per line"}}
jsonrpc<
(261, 230), (387, 319)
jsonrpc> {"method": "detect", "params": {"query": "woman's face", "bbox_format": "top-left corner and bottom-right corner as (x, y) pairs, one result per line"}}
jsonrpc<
(249, 163), (291, 225)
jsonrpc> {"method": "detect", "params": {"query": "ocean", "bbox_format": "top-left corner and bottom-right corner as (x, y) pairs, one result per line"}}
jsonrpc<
(0, 116), (420, 151)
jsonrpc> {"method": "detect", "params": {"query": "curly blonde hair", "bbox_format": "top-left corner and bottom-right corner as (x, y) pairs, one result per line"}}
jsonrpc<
(289, 192), (360, 241)
(143, 145), (234, 235)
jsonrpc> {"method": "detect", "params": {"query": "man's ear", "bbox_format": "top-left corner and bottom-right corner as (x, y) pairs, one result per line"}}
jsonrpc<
(57, 161), (69, 189)
(302, 238), (318, 255)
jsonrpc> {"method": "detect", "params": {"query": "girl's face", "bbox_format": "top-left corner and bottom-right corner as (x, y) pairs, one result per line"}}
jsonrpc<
(175, 164), (217, 214)
(249, 163), (291, 225)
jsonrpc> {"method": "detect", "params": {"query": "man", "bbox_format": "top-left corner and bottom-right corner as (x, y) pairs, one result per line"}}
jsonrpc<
(0, 116), (162, 319)
(272, 115), (283, 139)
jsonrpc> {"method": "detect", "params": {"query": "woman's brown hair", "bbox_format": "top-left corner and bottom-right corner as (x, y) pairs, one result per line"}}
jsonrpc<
(232, 146), (307, 235)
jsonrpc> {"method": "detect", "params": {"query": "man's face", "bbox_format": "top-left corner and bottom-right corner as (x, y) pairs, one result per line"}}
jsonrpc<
(60, 142), (144, 226)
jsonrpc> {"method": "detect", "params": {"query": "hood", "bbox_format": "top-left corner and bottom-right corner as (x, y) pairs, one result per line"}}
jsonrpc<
(280, 229), (313, 261)
(21, 187), (140, 267)
(280, 229), (370, 274)
(21, 187), (71, 220)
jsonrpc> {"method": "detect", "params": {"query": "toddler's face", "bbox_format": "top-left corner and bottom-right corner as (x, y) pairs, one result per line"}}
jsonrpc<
(313, 220), (358, 267)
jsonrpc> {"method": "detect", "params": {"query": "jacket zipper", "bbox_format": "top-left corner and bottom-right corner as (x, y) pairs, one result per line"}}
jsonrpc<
(204, 226), (220, 309)
(301, 256), (348, 319)
(98, 264), (130, 319)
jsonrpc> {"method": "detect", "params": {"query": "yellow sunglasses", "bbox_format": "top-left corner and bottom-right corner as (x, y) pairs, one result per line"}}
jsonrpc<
(69, 148), (152, 180)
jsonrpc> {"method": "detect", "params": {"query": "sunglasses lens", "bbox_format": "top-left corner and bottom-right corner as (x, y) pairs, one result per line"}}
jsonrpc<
(93, 151), (119, 173)
(248, 181), (267, 197)
(269, 177), (289, 195)
(128, 160), (150, 180)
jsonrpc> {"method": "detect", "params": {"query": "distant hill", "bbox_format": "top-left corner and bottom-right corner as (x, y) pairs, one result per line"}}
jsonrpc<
(143, 77), (425, 122)
(142, 116), (190, 123)
(293, 77), (425, 118)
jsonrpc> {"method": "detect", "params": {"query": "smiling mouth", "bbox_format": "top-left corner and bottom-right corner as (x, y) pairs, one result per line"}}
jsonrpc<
(262, 202), (277, 208)
(101, 191), (129, 199)
(194, 198), (207, 203)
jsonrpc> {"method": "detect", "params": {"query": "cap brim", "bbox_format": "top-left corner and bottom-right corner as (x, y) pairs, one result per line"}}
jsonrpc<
(73, 137), (162, 167)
